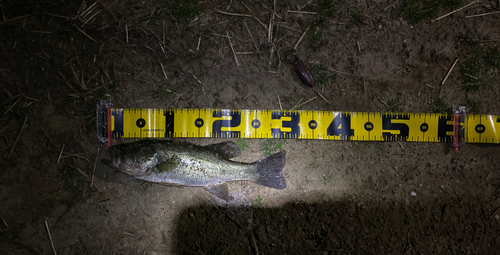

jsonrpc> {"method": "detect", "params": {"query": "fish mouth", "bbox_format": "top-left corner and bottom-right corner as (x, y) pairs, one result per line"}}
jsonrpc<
(105, 147), (159, 176)
(101, 156), (121, 169)
(121, 156), (158, 176)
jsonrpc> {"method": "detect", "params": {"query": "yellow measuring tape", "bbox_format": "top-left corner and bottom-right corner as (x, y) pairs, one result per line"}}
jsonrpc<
(97, 101), (500, 147)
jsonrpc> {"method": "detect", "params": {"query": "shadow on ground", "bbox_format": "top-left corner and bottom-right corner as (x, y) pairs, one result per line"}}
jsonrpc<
(173, 196), (500, 254)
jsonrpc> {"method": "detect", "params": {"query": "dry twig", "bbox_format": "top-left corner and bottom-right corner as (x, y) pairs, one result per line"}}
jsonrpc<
(226, 31), (239, 66)
(46, 13), (74, 20)
(124, 232), (135, 237)
(73, 24), (97, 42)
(291, 97), (317, 110)
(327, 67), (359, 77)
(383, 0), (399, 11)
(253, 16), (268, 32)
(241, 2), (252, 13)
(186, 70), (202, 84)
(75, 167), (90, 179)
(160, 63), (168, 80)
(8, 117), (28, 158)
(244, 21), (259, 52)
(433, 0), (479, 22)
(490, 206), (500, 219)
(0, 14), (31, 26)
(61, 152), (91, 163)
(293, 26), (309, 51)
(251, 232), (260, 255)
(397, 141), (406, 150)
(1, 248), (15, 255)
(125, 25), (129, 44)
(215, 10), (252, 17)
(441, 58), (459, 85)
(45, 220), (57, 255)
(57, 135), (69, 163)
(315, 89), (330, 104)
(466, 10), (500, 18)
(95, 0), (118, 21)
(380, 99), (390, 108)
(197, 36), (201, 51)
(1, 215), (8, 227)
(299, 0), (314, 10)
(287, 10), (317, 15)
(78, 2), (100, 26)
(267, 0), (276, 45)
(3, 97), (20, 115)
(91, 147), (100, 188)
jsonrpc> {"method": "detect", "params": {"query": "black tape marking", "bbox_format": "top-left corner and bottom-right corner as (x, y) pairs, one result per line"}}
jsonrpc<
(437, 115), (453, 143)
(164, 110), (174, 137)
(111, 110), (124, 138)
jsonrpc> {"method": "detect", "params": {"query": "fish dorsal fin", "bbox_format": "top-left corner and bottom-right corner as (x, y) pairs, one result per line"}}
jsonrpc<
(204, 183), (229, 201)
(156, 156), (181, 173)
(205, 141), (241, 159)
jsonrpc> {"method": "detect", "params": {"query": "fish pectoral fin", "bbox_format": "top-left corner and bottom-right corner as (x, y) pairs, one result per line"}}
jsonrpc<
(204, 183), (229, 201)
(205, 141), (241, 159)
(156, 156), (181, 173)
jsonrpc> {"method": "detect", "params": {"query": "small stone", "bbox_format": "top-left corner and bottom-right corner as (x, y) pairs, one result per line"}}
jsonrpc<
(411, 191), (417, 196)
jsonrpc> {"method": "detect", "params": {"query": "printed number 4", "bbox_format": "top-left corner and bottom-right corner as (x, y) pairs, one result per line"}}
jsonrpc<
(327, 114), (353, 140)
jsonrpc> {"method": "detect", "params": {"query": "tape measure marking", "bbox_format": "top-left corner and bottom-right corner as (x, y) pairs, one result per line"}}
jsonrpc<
(100, 108), (500, 144)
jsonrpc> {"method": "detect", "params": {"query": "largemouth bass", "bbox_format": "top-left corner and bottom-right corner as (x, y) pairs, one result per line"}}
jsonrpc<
(102, 140), (286, 200)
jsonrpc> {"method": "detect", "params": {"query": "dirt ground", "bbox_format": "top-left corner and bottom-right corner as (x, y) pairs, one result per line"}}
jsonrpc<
(1, 0), (500, 254)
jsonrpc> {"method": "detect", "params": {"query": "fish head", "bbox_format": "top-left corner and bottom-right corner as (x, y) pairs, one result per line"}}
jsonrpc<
(105, 143), (158, 176)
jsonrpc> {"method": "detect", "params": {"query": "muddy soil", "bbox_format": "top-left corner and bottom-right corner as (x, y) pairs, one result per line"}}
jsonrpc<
(1, 0), (500, 254)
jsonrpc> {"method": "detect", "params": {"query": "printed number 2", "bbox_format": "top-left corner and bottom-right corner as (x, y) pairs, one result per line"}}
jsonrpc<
(212, 110), (241, 138)
(327, 113), (353, 140)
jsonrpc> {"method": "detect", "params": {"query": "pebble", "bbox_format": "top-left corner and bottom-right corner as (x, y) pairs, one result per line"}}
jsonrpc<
(410, 191), (417, 196)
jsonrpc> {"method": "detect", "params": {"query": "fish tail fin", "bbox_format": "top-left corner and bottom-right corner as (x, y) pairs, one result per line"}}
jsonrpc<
(253, 151), (287, 189)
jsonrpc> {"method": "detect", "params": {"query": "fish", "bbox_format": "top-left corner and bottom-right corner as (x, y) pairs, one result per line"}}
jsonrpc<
(102, 140), (287, 201)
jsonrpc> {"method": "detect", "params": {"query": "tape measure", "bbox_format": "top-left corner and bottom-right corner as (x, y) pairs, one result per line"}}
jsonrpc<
(96, 101), (500, 150)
